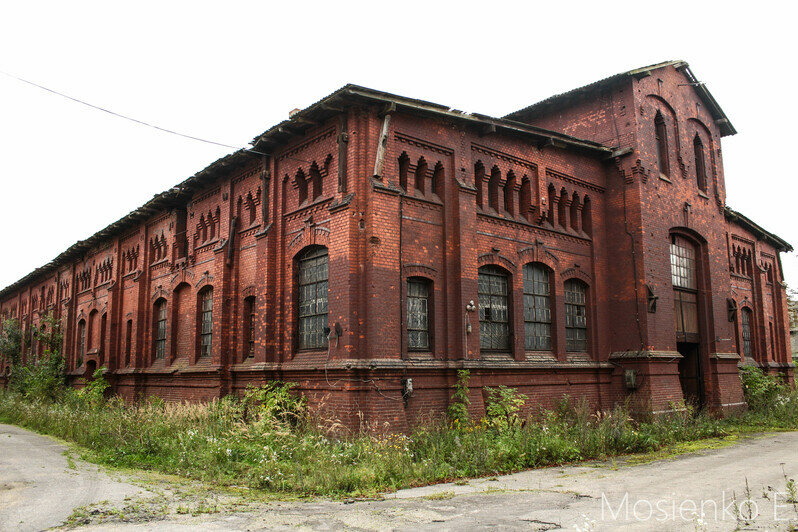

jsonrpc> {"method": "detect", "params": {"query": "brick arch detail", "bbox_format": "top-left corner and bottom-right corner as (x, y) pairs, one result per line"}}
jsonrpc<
(477, 252), (517, 272)
(402, 263), (439, 280)
(195, 272), (215, 291)
(151, 285), (170, 303)
(517, 245), (560, 270)
(561, 267), (592, 284)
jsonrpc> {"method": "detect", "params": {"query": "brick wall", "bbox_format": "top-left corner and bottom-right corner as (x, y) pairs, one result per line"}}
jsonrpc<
(1, 68), (792, 425)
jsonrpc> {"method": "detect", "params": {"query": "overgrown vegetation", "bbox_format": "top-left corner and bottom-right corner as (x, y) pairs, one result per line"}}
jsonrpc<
(1, 313), (67, 401)
(0, 343), (796, 497)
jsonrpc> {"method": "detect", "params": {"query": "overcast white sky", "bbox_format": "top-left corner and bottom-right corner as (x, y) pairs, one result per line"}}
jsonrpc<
(1, 1), (795, 291)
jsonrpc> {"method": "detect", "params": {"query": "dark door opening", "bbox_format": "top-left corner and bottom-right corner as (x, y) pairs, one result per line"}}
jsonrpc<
(677, 342), (704, 408)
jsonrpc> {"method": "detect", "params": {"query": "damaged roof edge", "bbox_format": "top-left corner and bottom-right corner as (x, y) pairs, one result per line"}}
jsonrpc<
(0, 148), (254, 300)
(725, 206), (793, 252)
(0, 83), (621, 301)
(503, 60), (736, 137)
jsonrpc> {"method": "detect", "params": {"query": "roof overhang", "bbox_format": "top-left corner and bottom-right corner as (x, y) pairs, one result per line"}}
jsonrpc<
(250, 84), (613, 157)
(1, 84), (614, 301)
(725, 206), (792, 252)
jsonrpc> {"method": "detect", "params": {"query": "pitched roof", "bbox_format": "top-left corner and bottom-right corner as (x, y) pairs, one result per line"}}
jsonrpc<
(0, 85), (614, 300)
(503, 60), (737, 137)
(724, 207), (792, 252)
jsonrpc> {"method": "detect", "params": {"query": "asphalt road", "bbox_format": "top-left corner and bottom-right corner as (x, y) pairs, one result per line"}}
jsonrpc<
(1, 423), (797, 530)
(0, 424), (143, 531)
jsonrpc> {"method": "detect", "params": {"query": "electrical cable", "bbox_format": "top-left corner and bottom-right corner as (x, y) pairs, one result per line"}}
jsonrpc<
(0, 69), (329, 164)
(0, 69), (247, 151)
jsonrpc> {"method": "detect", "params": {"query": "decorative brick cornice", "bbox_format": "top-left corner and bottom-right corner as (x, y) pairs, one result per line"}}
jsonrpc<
(471, 144), (537, 171)
(396, 132), (453, 155)
(546, 169), (605, 194)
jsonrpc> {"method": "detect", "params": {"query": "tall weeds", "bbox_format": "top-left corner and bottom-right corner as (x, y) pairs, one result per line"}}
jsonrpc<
(0, 370), (796, 497)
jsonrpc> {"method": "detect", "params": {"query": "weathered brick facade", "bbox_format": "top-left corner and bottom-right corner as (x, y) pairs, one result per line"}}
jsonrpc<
(1, 61), (793, 428)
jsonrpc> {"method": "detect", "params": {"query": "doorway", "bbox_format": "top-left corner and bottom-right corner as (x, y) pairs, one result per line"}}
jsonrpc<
(677, 342), (704, 408)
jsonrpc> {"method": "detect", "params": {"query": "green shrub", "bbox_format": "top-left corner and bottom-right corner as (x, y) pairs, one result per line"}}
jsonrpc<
(739, 365), (786, 412)
(243, 382), (307, 428)
(484, 385), (525, 431)
(447, 370), (471, 427)
(74, 368), (110, 407)
(0, 369), (796, 498)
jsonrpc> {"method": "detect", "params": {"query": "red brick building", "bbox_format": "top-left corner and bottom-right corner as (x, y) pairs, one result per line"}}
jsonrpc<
(1, 61), (793, 427)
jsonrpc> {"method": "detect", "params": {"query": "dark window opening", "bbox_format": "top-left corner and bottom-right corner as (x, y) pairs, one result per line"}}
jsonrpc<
(523, 264), (552, 351)
(694, 135), (707, 192)
(154, 299), (167, 360)
(564, 280), (588, 352)
(741, 308), (753, 359)
(244, 296), (256, 358)
(298, 247), (329, 350)
(199, 288), (213, 357)
(125, 319), (133, 366)
(76, 319), (86, 367)
(478, 266), (510, 351)
(655, 111), (670, 176)
(407, 278), (431, 350)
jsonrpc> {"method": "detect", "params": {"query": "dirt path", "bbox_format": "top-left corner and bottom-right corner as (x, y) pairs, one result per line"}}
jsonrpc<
(2, 423), (797, 530)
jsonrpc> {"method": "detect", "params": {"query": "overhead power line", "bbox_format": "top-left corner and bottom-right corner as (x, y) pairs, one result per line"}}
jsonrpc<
(0, 68), (248, 151)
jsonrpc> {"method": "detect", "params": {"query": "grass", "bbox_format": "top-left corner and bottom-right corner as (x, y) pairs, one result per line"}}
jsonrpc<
(0, 369), (797, 499)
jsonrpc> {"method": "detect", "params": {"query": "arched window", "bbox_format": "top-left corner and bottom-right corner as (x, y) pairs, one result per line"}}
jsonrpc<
(478, 265), (510, 351)
(407, 278), (431, 351)
(88, 310), (97, 350)
(474, 161), (485, 208)
(655, 111), (670, 176)
(399, 152), (410, 192)
(741, 307), (753, 359)
(504, 171), (516, 215)
(244, 295), (256, 358)
(694, 135), (707, 192)
(125, 319), (133, 367)
(76, 319), (86, 366)
(671, 235), (699, 342)
(523, 264), (552, 351)
(100, 313), (107, 362)
(546, 183), (556, 225)
(415, 157), (427, 194)
(564, 279), (588, 352)
(154, 299), (167, 360)
(198, 287), (213, 358)
(297, 247), (329, 350)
